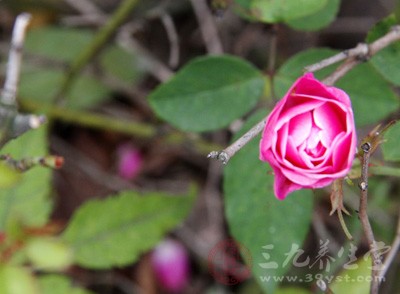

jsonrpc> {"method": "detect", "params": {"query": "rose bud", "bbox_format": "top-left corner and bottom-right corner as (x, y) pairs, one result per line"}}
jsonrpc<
(151, 239), (190, 293)
(116, 143), (143, 180)
(260, 73), (357, 200)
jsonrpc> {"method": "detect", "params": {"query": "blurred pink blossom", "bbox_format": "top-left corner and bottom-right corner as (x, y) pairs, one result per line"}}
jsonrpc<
(151, 239), (190, 293)
(116, 144), (143, 180)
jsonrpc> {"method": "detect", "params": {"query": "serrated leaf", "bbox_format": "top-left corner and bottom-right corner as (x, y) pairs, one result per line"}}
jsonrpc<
(0, 265), (40, 294)
(25, 27), (93, 63)
(149, 55), (264, 132)
(335, 63), (400, 126)
(19, 69), (111, 109)
(382, 122), (400, 162)
(286, 0), (340, 31)
(62, 189), (195, 269)
(39, 275), (93, 294)
(223, 111), (313, 293)
(0, 127), (52, 231)
(367, 15), (400, 86)
(234, 0), (327, 23)
(274, 48), (400, 126)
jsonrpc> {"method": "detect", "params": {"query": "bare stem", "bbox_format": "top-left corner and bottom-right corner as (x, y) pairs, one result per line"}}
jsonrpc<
(378, 208), (400, 282)
(358, 142), (382, 294)
(1, 13), (31, 106)
(311, 25), (400, 86)
(189, 0), (223, 55)
(207, 118), (266, 164)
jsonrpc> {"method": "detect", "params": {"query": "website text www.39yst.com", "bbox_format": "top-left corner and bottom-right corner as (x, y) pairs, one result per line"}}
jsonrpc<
(259, 274), (385, 284)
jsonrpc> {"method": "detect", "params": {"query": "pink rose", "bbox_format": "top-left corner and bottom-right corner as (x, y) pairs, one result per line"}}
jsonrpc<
(259, 73), (357, 200)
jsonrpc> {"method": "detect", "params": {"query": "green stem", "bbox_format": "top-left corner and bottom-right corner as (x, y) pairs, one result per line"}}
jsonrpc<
(56, 0), (140, 100)
(21, 100), (222, 155)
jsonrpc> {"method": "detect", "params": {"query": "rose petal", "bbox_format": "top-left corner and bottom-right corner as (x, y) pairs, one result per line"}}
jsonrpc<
(272, 166), (303, 200)
(313, 102), (346, 145)
(288, 112), (312, 147)
(276, 97), (324, 131)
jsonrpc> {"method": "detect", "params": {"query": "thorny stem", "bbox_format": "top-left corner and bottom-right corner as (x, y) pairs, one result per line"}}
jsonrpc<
(359, 142), (382, 294)
(0, 154), (64, 171)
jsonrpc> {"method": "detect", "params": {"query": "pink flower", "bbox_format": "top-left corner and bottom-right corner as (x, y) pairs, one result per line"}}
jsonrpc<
(151, 239), (189, 293)
(116, 144), (143, 180)
(259, 73), (357, 200)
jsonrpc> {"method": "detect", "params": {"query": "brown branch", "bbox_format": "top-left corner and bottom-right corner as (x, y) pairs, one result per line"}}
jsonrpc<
(207, 118), (266, 164)
(358, 142), (382, 294)
(189, 0), (223, 55)
(312, 25), (400, 86)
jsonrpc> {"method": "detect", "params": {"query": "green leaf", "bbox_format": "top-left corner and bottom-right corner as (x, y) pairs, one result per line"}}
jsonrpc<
(100, 45), (144, 83)
(25, 27), (93, 62)
(0, 127), (52, 231)
(19, 69), (111, 109)
(26, 237), (73, 271)
(223, 111), (313, 294)
(382, 122), (400, 162)
(286, 0), (340, 31)
(62, 189), (196, 269)
(149, 55), (264, 132)
(330, 256), (372, 294)
(367, 15), (400, 86)
(335, 63), (400, 126)
(274, 48), (400, 126)
(0, 163), (20, 188)
(234, 0), (327, 23)
(0, 265), (40, 294)
(275, 287), (311, 294)
(39, 275), (93, 294)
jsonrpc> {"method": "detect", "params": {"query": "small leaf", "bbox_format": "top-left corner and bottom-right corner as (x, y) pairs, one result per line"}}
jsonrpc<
(149, 55), (264, 132)
(39, 275), (93, 294)
(234, 0), (327, 23)
(0, 162), (21, 188)
(62, 189), (196, 269)
(286, 0), (340, 31)
(26, 237), (73, 271)
(367, 15), (400, 86)
(382, 122), (400, 162)
(330, 256), (372, 294)
(0, 265), (40, 294)
(274, 48), (400, 126)
(223, 111), (313, 293)
(0, 127), (52, 231)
